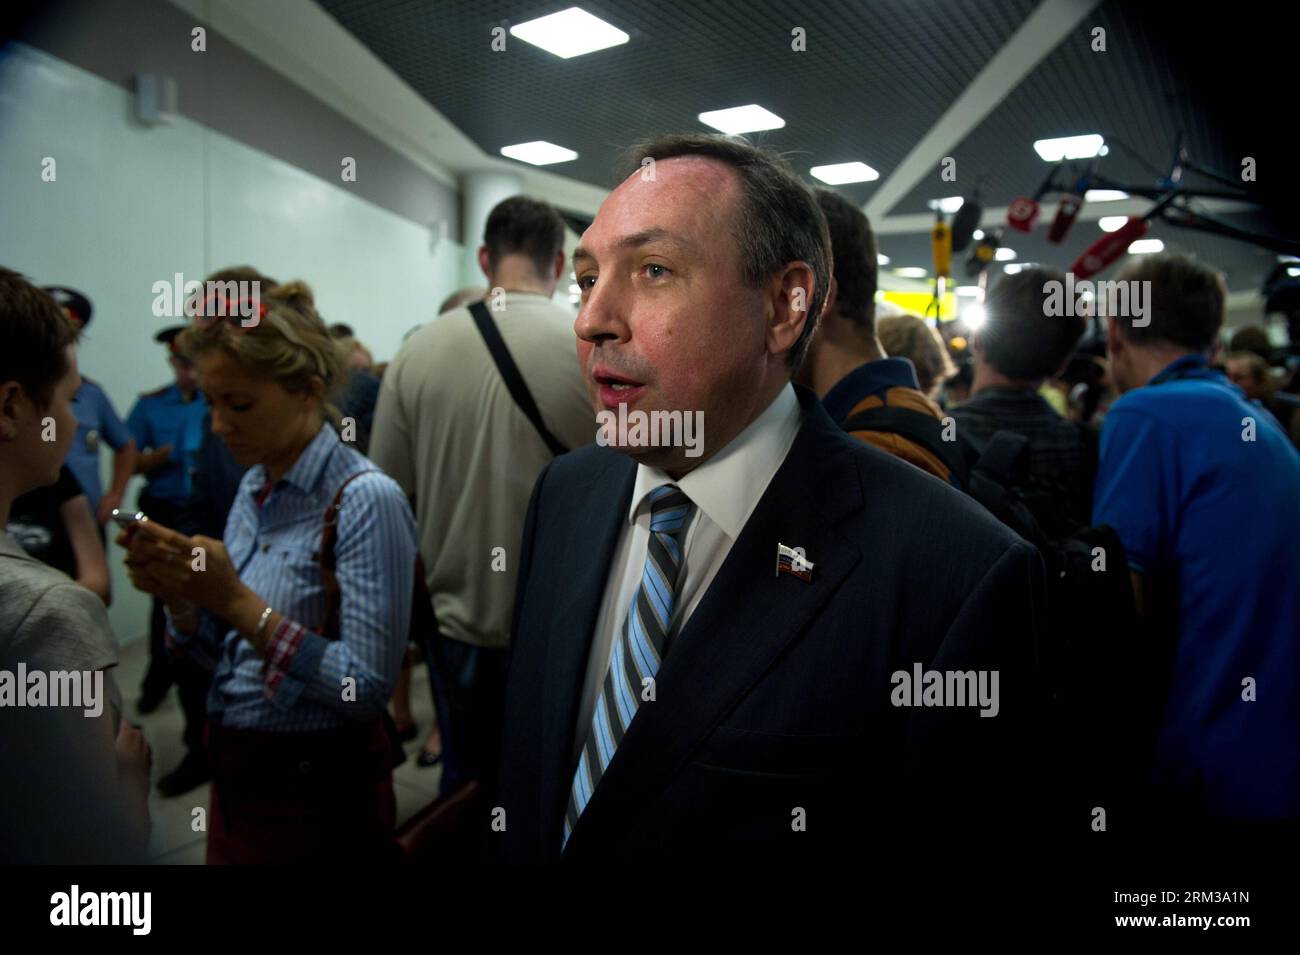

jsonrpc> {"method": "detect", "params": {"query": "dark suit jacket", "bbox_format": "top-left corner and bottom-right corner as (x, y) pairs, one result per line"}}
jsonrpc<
(498, 386), (1046, 862)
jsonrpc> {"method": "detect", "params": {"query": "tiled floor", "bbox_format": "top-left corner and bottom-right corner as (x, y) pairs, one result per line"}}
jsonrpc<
(115, 637), (443, 864)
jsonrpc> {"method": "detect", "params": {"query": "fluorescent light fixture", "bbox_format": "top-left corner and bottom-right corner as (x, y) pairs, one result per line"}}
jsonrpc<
(1128, 238), (1164, 254)
(697, 104), (785, 135)
(500, 140), (578, 165)
(877, 253), (890, 266)
(1033, 134), (1105, 162)
(810, 161), (880, 185)
(955, 286), (982, 297)
(1098, 216), (1128, 232)
(1086, 189), (1129, 202)
(1003, 263), (1024, 274)
(962, 304), (987, 330)
(972, 229), (984, 240)
(894, 267), (928, 279)
(509, 7), (629, 59)
(995, 247), (1017, 261)
(568, 284), (581, 294)
(927, 196), (964, 214)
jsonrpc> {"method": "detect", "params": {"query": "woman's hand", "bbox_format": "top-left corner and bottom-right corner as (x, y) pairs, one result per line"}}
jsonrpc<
(119, 520), (248, 621)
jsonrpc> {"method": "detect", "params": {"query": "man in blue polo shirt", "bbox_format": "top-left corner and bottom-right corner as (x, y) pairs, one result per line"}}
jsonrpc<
(1096, 253), (1300, 820)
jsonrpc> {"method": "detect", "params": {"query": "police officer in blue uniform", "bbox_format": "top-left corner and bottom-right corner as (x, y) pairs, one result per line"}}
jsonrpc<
(126, 327), (207, 729)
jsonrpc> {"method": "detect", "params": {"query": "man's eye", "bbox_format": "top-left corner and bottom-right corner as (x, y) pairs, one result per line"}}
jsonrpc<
(642, 264), (671, 280)
(577, 275), (597, 290)
(230, 404), (252, 413)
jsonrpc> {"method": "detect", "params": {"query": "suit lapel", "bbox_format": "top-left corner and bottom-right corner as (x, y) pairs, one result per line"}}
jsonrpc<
(564, 393), (866, 855)
(537, 451), (637, 850)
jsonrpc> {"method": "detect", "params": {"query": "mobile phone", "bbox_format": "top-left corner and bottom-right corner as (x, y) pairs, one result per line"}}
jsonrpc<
(110, 508), (149, 528)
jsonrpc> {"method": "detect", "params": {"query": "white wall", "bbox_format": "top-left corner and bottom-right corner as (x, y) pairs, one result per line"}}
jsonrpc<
(1, 44), (463, 642)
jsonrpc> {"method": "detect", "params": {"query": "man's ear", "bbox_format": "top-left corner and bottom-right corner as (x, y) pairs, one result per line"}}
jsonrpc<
(552, 249), (565, 282)
(1105, 314), (1123, 357)
(477, 246), (492, 281)
(821, 276), (839, 326)
(767, 262), (817, 361)
(0, 381), (27, 441)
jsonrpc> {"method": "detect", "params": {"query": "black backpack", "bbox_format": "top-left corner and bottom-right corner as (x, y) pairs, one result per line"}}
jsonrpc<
(842, 407), (1161, 828)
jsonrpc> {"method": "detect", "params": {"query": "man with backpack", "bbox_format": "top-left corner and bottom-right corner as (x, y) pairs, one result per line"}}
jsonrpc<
(796, 189), (957, 484)
(951, 267), (1093, 528)
(369, 196), (593, 794)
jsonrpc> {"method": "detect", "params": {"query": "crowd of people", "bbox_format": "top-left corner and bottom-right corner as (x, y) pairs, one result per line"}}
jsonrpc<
(2, 132), (1297, 863)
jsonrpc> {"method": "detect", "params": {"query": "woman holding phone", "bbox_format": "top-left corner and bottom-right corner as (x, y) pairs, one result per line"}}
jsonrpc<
(121, 281), (417, 864)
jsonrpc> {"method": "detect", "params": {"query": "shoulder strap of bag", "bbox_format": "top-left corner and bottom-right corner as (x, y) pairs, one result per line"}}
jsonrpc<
(970, 429), (1032, 486)
(318, 468), (382, 640)
(468, 300), (568, 457)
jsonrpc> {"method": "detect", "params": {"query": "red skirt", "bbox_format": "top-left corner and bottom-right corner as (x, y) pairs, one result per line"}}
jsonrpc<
(205, 719), (399, 865)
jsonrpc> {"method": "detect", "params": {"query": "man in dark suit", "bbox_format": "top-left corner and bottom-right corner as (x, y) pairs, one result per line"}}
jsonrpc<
(497, 133), (1046, 862)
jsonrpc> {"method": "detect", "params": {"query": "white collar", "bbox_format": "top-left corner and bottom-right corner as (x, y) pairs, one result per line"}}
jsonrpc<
(627, 383), (802, 539)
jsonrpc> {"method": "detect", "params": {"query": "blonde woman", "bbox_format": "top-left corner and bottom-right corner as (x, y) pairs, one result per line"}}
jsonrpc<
(121, 282), (417, 864)
(877, 312), (958, 401)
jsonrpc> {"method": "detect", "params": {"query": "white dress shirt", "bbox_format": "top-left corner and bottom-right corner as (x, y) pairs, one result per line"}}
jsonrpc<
(571, 383), (803, 763)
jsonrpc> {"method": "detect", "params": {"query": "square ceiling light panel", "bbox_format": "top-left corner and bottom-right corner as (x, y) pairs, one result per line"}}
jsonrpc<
(811, 161), (880, 185)
(500, 141), (579, 165)
(510, 7), (629, 59)
(698, 104), (785, 135)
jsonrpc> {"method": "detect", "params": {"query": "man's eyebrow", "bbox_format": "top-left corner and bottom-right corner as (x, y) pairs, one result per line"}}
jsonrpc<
(572, 228), (698, 265)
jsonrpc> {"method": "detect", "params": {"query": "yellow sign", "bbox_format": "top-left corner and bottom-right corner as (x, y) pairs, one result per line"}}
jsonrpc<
(879, 290), (958, 321)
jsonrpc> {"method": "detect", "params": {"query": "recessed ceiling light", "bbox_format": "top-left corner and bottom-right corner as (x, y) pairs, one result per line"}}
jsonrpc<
(697, 104), (785, 135)
(894, 267), (927, 279)
(1128, 238), (1164, 254)
(1288, 267), (1300, 277)
(810, 161), (880, 185)
(972, 229), (984, 240)
(995, 247), (1017, 261)
(1086, 189), (1129, 202)
(1033, 134), (1105, 161)
(962, 304), (987, 330)
(955, 286), (982, 297)
(877, 253), (891, 266)
(1003, 263), (1024, 274)
(509, 7), (629, 59)
(1098, 216), (1128, 232)
(927, 196), (963, 214)
(500, 141), (578, 165)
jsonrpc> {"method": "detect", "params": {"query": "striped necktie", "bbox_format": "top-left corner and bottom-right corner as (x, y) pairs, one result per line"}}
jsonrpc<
(564, 484), (695, 850)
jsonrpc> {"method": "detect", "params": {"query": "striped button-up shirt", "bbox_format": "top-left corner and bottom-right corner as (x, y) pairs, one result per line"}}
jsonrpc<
(168, 422), (417, 732)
